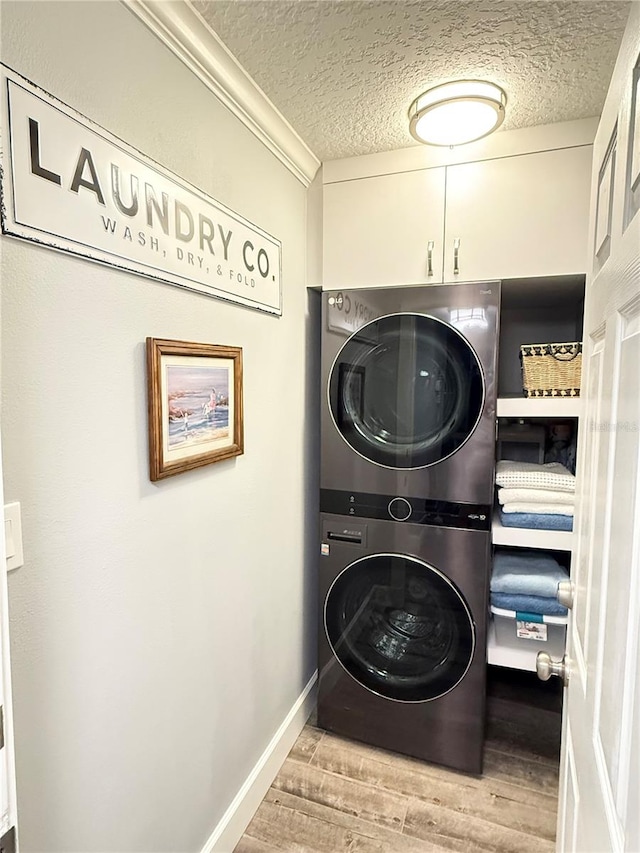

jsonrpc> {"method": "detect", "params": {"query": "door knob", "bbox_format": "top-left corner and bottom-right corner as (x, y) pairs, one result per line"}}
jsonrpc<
(557, 580), (575, 609)
(536, 651), (570, 686)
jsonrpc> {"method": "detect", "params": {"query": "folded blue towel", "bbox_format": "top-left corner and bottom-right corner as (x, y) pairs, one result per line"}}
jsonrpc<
(491, 551), (569, 597)
(499, 508), (573, 532)
(491, 592), (568, 617)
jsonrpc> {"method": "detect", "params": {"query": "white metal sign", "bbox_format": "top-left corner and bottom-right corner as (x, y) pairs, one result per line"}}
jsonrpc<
(0, 66), (282, 315)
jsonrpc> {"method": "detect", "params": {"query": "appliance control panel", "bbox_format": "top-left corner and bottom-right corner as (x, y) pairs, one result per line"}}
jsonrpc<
(320, 489), (491, 532)
(321, 518), (368, 546)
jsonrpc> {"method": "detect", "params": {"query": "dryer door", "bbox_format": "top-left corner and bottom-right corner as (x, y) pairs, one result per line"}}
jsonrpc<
(324, 553), (475, 703)
(328, 312), (484, 469)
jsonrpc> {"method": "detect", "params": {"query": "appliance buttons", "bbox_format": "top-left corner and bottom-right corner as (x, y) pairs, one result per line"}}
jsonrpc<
(388, 497), (412, 522)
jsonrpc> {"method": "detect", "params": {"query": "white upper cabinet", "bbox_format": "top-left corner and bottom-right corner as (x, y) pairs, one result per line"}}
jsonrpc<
(322, 167), (446, 288)
(443, 146), (593, 282)
(322, 140), (593, 289)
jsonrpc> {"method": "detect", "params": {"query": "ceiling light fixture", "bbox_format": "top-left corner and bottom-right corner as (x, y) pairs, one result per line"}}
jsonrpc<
(409, 80), (507, 147)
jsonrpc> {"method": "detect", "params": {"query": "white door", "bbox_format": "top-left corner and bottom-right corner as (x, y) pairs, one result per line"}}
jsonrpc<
(443, 145), (593, 283)
(322, 166), (446, 288)
(557, 7), (640, 852)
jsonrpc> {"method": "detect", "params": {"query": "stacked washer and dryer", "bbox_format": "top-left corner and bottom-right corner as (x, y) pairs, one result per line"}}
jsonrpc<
(318, 281), (500, 775)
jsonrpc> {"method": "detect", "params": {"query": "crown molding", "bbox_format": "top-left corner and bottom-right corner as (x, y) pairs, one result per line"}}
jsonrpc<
(123, 0), (321, 187)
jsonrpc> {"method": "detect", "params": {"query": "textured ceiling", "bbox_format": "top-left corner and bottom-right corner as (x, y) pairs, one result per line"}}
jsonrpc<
(192, 0), (631, 162)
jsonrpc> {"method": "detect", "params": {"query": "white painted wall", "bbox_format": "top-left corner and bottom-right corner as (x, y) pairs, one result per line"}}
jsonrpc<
(0, 2), (318, 850)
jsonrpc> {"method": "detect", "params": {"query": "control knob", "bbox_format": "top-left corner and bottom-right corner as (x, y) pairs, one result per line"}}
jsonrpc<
(388, 497), (412, 522)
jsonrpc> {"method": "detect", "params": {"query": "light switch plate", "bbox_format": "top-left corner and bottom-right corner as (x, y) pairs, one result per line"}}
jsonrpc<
(4, 502), (23, 571)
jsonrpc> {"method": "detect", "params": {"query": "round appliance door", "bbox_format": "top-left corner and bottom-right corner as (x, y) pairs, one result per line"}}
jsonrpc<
(328, 313), (484, 468)
(324, 554), (475, 703)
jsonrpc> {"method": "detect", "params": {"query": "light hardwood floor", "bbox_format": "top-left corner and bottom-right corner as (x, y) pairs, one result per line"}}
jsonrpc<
(234, 669), (562, 853)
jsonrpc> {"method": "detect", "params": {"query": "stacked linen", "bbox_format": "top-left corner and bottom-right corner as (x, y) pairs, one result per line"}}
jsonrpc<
(496, 460), (575, 532)
(491, 550), (569, 616)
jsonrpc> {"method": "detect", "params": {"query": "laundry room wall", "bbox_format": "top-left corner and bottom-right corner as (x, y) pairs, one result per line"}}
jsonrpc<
(0, 2), (318, 851)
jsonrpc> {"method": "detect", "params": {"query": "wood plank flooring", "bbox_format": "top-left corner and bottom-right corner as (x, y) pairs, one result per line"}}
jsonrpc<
(235, 669), (562, 853)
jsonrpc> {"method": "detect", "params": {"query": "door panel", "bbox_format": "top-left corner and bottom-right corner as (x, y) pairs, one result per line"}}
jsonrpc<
(444, 146), (592, 282)
(574, 335), (604, 669)
(594, 129), (617, 266)
(323, 168), (446, 289)
(628, 622), (640, 850)
(558, 7), (640, 851)
(560, 728), (579, 853)
(597, 315), (639, 800)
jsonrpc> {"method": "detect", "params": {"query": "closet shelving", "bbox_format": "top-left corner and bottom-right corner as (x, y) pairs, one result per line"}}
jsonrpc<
(488, 275), (585, 671)
(491, 511), (573, 551)
(496, 397), (582, 419)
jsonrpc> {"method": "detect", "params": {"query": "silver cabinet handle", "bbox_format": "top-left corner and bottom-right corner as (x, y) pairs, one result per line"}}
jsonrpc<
(557, 580), (575, 609)
(427, 241), (434, 277)
(536, 651), (570, 686)
(453, 238), (460, 275)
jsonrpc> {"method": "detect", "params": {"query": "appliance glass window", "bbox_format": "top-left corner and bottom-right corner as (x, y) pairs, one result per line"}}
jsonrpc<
(329, 313), (484, 468)
(324, 554), (475, 702)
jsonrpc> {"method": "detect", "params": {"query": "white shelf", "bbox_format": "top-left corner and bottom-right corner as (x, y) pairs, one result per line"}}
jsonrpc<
(492, 510), (574, 551)
(497, 397), (582, 419)
(491, 509), (573, 551)
(487, 616), (567, 672)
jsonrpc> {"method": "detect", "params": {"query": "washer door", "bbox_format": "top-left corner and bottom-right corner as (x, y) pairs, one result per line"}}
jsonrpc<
(324, 554), (475, 702)
(328, 313), (484, 468)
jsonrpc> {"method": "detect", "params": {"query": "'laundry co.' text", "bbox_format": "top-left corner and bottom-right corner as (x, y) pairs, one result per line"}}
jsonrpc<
(1, 68), (282, 315)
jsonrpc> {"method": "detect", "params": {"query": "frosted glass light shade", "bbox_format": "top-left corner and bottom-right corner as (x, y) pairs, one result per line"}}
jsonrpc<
(409, 80), (507, 147)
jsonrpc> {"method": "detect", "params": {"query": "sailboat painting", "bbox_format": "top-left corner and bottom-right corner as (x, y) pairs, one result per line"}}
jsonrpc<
(147, 338), (244, 480)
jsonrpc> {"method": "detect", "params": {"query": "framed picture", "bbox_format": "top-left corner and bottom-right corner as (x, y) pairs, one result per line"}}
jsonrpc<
(146, 338), (244, 481)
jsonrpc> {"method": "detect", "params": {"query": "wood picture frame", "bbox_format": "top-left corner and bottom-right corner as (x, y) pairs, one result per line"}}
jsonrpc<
(146, 338), (244, 481)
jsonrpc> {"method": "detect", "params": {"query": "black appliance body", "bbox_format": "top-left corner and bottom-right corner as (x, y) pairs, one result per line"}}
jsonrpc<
(318, 512), (491, 774)
(321, 282), (500, 515)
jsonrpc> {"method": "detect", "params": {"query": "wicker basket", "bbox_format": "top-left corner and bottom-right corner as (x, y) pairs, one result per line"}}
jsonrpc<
(519, 342), (582, 398)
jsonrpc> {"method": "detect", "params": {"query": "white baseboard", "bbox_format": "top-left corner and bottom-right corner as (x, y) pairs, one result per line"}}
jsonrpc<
(201, 671), (318, 853)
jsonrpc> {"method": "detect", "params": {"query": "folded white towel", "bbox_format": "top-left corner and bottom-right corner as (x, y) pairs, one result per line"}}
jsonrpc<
(501, 502), (574, 516)
(496, 460), (575, 493)
(497, 487), (575, 506)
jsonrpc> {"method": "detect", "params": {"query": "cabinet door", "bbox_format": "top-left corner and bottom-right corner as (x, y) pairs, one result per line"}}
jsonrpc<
(323, 167), (445, 289)
(443, 146), (593, 282)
